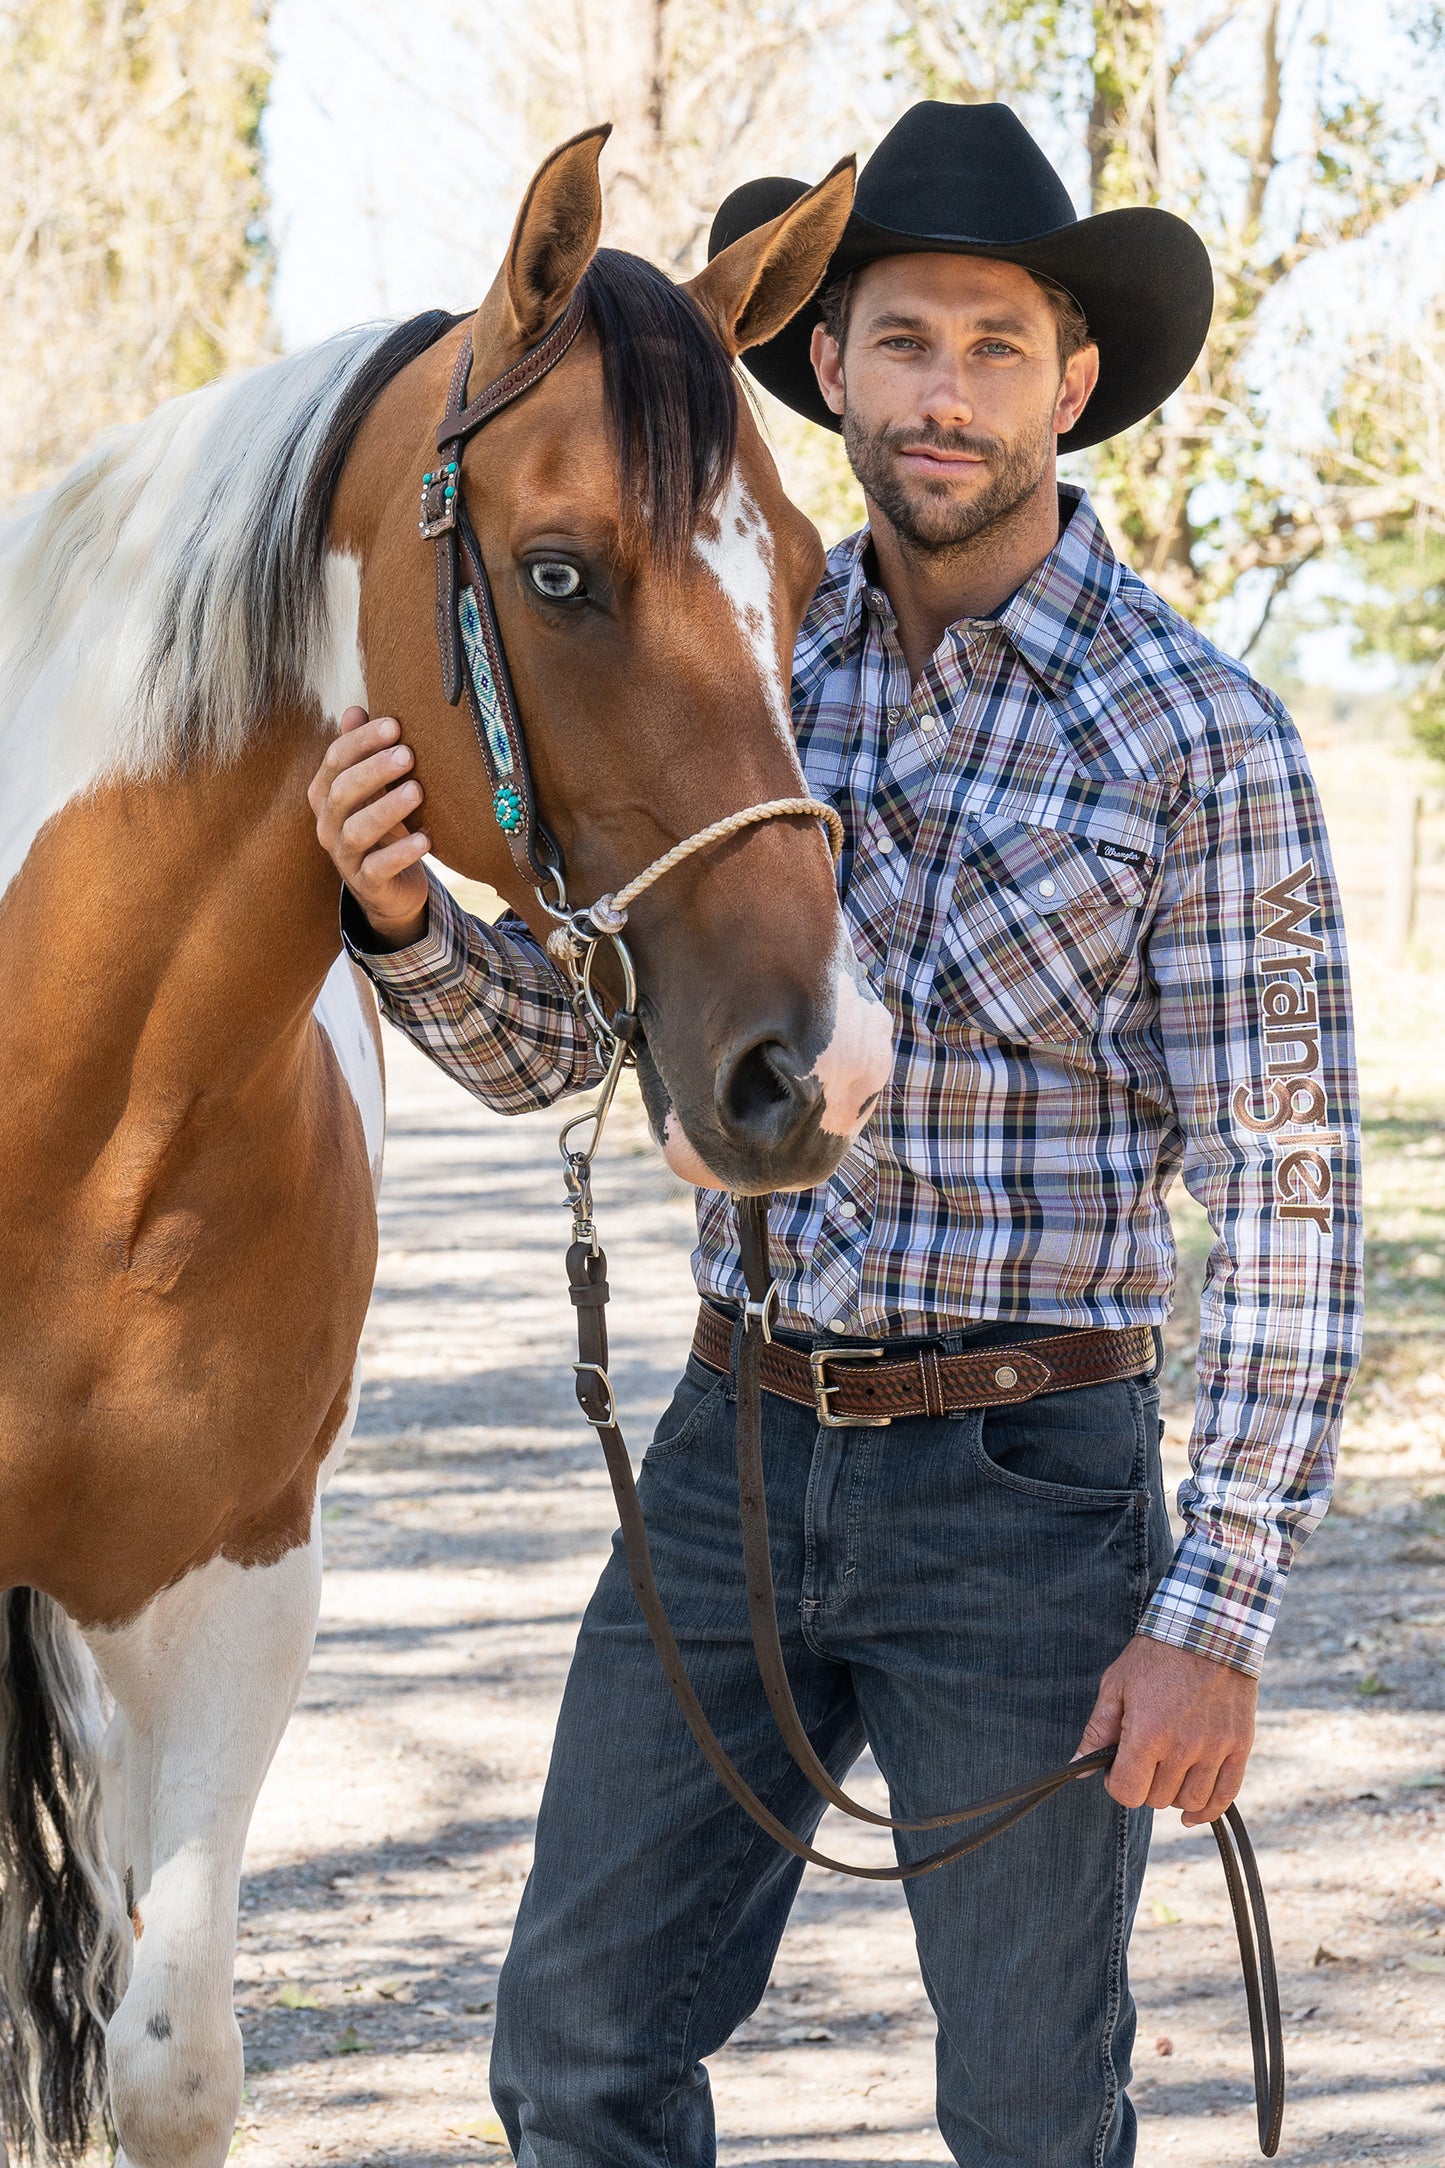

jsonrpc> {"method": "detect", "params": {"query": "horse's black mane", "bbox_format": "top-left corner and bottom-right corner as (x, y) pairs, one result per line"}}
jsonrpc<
(580, 248), (739, 563)
(309, 257), (738, 589)
(300, 307), (467, 575)
(135, 262), (736, 766)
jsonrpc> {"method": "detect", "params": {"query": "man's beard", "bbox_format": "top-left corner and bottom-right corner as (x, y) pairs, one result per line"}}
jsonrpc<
(842, 410), (1055, 557)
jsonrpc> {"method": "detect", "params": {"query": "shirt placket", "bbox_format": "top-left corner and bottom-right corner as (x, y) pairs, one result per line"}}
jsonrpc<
(799, 605), (983, 1337)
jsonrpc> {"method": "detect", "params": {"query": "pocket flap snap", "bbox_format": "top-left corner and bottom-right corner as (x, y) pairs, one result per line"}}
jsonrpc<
(962, 815), (1152, 917)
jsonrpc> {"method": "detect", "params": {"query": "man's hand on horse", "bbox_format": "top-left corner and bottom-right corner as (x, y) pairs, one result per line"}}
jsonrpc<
(309, 706), (431, 949)
(1075, 1635), (1258, 1828)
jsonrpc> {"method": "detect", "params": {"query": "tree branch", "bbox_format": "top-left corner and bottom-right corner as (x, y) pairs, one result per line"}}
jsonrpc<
(1243, 0), (1282, 235)
(1239, 543), (1322, 659)
(1170, 0), (1244, 86)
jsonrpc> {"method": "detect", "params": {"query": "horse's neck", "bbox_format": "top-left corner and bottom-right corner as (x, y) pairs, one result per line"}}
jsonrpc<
(0, 715), (340, 1134)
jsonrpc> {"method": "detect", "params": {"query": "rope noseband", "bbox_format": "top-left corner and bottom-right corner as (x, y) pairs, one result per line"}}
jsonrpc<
(422, 302), (1285, 2161)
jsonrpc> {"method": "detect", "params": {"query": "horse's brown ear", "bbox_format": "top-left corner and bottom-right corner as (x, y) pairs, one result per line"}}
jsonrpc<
(476, 123), (611, 355)
(685, 156), (857, 358)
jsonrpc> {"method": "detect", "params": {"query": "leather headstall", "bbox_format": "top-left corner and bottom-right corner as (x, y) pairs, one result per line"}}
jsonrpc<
(419, 287), (588, 895)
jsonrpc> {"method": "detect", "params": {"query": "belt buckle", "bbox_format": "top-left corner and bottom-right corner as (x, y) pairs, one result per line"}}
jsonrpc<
(809, 1346), (890, 1429)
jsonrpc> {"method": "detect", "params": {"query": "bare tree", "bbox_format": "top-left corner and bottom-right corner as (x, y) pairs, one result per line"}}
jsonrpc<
(511, 0), (871, 270)
(498, 0), (871, 535)
(0, 0), (272, 501)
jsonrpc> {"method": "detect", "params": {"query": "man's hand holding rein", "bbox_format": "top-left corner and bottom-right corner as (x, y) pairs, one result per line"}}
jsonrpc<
(1076, 1635), (1258, 1829)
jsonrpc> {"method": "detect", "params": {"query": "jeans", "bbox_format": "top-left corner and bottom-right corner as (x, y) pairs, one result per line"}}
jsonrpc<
(492, 1317), (1173, 2168)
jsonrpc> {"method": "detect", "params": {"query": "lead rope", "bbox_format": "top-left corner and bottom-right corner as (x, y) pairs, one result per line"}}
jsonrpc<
(558, 1050), (1284, 2155)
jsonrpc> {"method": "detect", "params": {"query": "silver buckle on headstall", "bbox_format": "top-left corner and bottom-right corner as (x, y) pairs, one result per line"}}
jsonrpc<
(418, 460), (460, 539)
(809, 1346), (890, 1428)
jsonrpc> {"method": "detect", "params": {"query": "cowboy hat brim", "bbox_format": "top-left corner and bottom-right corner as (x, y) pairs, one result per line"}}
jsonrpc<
(708, 181), (1213, 454)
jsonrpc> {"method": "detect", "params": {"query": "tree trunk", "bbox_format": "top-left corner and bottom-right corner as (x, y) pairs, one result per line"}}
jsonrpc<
(1088, 0), (1160, 211)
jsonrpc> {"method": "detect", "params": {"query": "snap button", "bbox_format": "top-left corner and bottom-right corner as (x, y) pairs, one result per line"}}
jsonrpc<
(835, 1200), (857, 1220)
(828, 1318), (849, 1335)
(886, 705), (904, 724)
(1036, 878), (1057, 898)
(875, 835), (895, 856)
(994, 1364), (1019, 1389)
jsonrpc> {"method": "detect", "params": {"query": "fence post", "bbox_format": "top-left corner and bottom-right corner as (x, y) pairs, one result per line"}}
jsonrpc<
(1384, 783), (1421, 964)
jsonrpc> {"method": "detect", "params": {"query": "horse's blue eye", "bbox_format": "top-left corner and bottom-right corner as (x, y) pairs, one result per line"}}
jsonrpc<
(530, 561), (583, 600)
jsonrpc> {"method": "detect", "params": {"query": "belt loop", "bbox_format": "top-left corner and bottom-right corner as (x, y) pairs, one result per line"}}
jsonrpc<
(920, 1346), (946, 1419)
(728, 1311), (745, 1388)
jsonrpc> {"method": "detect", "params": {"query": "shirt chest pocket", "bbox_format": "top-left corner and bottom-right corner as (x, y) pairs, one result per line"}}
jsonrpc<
(932, 815), (1154, 1048)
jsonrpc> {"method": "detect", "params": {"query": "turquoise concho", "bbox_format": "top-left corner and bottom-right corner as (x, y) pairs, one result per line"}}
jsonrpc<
(458, 588), (514, 778)
(493, 783), (525, 834)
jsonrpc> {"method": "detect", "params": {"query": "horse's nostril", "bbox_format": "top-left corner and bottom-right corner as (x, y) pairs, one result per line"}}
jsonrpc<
(718, 1038), (816, 1142)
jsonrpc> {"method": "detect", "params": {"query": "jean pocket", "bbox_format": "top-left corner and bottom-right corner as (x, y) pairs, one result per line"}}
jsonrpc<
(642, 1357), (729, 1463)
(964, 1377), (1153, 1506)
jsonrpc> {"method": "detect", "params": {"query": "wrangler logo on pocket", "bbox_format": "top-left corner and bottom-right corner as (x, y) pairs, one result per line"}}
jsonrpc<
(1230, 863), (1337, 1233)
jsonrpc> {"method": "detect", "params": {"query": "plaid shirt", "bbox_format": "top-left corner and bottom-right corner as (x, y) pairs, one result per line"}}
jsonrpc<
(348, 487), (1362, 1676)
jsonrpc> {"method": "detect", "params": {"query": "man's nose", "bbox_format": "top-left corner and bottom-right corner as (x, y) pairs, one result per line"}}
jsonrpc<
(919, 362), (973, 430)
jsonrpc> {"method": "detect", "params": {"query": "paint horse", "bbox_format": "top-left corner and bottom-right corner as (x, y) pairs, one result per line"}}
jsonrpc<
(0, 128), (892, 2167)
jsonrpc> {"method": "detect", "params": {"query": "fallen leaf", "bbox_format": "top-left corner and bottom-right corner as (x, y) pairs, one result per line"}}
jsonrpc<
(447, 2115), (509, 2148)
(1151, 1899), (1182, 1925)
(1404, 1772), (1445, 1789)
(1396, 1539), (1445, 1565)
(1286, 2005), (1318, 2021)
(1357, 1672), (1394, 1697)
(1313, 1945), (1342, 1966)
(1405, 1953), (1445, 1974)
(775, 2023), (835, 2044)
(331, 2026), (366, 2056)
(1154, 2036), (1174, 2057)
(273, 1983), (322, 2011)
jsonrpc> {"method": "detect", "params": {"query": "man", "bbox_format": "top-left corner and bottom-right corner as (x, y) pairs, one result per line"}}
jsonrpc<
(312, 103), (1361, 2168)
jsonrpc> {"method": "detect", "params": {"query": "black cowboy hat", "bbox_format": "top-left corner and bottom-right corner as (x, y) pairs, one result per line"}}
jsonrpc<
(708, 101), (1213, 454)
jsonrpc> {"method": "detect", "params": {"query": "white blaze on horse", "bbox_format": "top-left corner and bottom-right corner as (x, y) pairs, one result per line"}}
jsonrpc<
(0, 129), (891, 2168)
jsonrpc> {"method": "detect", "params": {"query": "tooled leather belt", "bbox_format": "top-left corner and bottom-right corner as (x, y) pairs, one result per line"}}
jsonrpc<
(691, 1304), (1156, 1428)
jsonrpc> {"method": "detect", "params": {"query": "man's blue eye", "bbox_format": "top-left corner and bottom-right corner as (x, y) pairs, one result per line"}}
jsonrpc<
(530, 562), (583, 600)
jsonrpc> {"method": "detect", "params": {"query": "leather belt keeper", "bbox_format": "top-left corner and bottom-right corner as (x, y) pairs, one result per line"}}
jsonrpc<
(690, 1306), (1156, 1429)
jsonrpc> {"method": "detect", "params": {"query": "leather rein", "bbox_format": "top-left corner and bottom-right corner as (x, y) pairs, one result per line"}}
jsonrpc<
(425, 303), (1285, 2159)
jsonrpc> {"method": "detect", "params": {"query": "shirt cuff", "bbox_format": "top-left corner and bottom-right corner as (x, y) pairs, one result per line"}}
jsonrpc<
(340, 872), (473, 998)
(1135, 1530), (1285, 1679)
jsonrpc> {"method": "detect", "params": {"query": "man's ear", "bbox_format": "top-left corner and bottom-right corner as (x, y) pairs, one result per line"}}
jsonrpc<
(685, 156), (856, 358)
(474, 123), (610, 360)
(1056, 342), (1101, 435)
(811, 319), (847, 418)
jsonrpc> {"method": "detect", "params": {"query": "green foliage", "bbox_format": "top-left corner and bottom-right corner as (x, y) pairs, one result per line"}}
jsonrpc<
(1349, 527), (1445, 763)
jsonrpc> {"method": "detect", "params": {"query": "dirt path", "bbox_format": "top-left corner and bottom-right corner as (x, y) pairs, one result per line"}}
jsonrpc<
(231, 1027), (1445, 2168)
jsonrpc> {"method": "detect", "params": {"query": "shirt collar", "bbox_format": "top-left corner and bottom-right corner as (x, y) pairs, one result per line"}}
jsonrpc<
(836, 527), (875, 646)
(994, 486), (1121, 696)
(830, 485), (1120, 695)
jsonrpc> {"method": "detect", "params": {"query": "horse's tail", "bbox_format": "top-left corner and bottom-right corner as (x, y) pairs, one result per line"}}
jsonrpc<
(0, 1589), (126, 2165)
